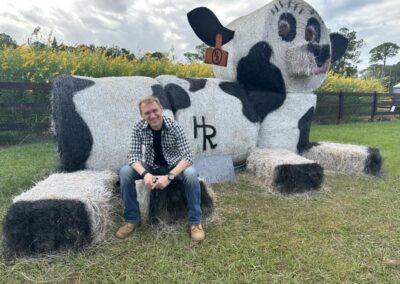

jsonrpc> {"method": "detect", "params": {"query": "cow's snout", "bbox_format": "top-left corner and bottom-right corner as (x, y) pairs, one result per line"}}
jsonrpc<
(307, 44), (330, 67)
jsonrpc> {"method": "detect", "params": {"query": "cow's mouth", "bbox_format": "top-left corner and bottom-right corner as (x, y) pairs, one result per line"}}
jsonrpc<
(314, 61), (330, 75)
(286, 43), (331, 77)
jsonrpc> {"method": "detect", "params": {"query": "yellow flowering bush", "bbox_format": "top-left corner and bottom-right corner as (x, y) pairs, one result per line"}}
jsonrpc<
(318, 71), (387, 93)
(0, 45), (214, 83)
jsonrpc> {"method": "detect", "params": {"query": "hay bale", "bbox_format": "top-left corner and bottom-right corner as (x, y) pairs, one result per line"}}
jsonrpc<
(2, 171), (118, 257)
(155, 75), (259, 165)
(247, 148), (323, 193)
(51, 75), (174, 172)
(301, 142), (382, 176)
(135, 179), (215, 224)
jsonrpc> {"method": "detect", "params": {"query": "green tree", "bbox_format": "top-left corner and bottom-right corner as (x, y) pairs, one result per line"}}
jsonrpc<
(51, 37), (58, 49)
(0, 33), (17, 49)
(149, 52), (165, 59)
(369, 42), (400, 78)
(330, 27), (364, 77)
(184, 43), (207, 62)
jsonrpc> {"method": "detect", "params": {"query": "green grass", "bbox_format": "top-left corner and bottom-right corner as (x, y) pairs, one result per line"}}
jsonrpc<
(1, 121), (400, 283)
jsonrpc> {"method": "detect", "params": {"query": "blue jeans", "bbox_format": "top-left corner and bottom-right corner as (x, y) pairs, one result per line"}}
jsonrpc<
(119, 164), (202, 224)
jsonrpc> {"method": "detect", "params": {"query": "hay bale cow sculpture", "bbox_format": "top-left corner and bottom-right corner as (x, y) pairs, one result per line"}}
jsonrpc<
(3, 0), (382, 256)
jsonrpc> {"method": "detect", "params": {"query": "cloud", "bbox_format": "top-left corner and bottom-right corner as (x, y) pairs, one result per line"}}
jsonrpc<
(86, 0), (132, 13)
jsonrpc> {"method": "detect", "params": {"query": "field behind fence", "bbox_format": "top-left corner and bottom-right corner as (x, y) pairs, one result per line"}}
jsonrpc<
(0, 82), (399, 144)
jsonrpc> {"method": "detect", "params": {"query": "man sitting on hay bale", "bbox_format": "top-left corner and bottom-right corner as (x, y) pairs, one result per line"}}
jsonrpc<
(117, 96), (205, 241)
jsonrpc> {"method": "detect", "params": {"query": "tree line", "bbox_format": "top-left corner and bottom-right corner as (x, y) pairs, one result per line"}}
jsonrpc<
(0, 27), (172, 62)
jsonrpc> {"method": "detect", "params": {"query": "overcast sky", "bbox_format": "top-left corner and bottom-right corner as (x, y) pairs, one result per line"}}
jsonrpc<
(1, 0), (399, 70)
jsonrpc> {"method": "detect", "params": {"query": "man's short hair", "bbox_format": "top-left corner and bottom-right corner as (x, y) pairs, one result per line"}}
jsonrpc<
(138, 96), (162, 113)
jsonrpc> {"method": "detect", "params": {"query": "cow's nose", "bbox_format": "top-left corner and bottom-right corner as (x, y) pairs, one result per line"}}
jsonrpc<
(307, 44), (330, 67)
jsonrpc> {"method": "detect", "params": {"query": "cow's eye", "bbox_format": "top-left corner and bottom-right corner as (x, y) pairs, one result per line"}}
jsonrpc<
(305, 26), (316, 42)
(305, 18), (321, 43)
(279, 21), (289, 38)
(278, 13), (296, 42)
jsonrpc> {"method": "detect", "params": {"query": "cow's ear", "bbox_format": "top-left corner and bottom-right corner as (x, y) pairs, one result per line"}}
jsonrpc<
(187, 7), (235, 47)
(330, 33), (348, 62)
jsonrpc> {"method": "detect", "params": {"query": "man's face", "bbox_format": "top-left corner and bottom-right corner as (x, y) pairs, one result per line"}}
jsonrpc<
(140, 101), (164, 130)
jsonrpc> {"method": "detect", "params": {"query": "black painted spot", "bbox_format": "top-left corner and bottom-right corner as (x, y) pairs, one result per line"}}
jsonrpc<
(234, 41), (286, 122)
(149, 180), (213, 224)
(307, 44), (330, 67)
(151, 84), (172, 111)
(182, 78), (207, 92)
(237, 42), (286, 93)
(274, 163), (323, 193)
(52, 75), (94, 172)
(364, 147), (382, 176)
(249, 90), (286, 122)
(3, 200), (92, 257)
(187, 7), (235, 47)
(163, 83), (191, 113)
(297, 107), (315, 153)
(219, 81), (286, 123)
(219, 82), (258, 122)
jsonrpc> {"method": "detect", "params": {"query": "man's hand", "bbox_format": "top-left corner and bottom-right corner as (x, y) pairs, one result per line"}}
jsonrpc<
(143, 173), (157, 189)
(151, 175), (170, 190)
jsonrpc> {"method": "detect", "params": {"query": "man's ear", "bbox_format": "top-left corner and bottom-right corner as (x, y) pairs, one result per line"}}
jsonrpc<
(330, 33), (349, 62)
(187, 7), (235, 47)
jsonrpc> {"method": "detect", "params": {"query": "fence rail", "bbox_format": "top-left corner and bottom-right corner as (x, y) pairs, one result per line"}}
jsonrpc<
(0, 82), (52, 133)
(0, 82), (399, 134)
(0, 82), (52, 91)
(316, 92), (400, 124)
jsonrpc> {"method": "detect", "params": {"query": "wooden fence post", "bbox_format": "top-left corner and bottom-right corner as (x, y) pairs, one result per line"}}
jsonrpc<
(337, 92), (344, 124)
(370, 91), (378, 121)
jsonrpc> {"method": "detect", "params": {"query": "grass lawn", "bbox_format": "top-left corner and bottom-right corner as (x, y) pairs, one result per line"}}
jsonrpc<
(0, 120), (399, 283)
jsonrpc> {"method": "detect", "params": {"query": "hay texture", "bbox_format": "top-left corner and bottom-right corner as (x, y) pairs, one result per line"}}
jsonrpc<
(301, 142), (382, 176)
(257, 93), (316, 153)
(135, 179), (215, 224)
(156, 75), (259, 164)
(52, 75), (174, 172)
(247, 148), (323, 193)
(3, 171), (118, 257)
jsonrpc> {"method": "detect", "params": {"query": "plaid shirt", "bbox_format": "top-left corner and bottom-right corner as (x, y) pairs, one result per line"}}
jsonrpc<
(128, 116), (194, 168)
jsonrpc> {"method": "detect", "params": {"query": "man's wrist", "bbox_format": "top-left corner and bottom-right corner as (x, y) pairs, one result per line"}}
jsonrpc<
(167, 173), (175, 181)
(141, 170), (149, 178)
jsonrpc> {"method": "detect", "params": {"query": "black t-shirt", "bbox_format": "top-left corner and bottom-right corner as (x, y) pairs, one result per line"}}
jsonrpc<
(151, 128), (168, 166)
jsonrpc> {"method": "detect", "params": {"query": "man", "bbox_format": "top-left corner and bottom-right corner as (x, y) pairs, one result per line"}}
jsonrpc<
(116, 96), (204, 241)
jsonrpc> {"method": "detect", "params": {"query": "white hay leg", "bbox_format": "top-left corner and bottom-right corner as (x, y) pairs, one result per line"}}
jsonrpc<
(247, 148), (323, 193)
(136, 181), (151, 223)
(3, 171), (118, 256)
(135, 179), (215, 224)
(301, 142), (382, 176)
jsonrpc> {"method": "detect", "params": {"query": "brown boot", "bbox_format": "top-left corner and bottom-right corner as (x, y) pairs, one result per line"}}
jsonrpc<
(115, 222), (140, 239)
(190, 224), (205, 241)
